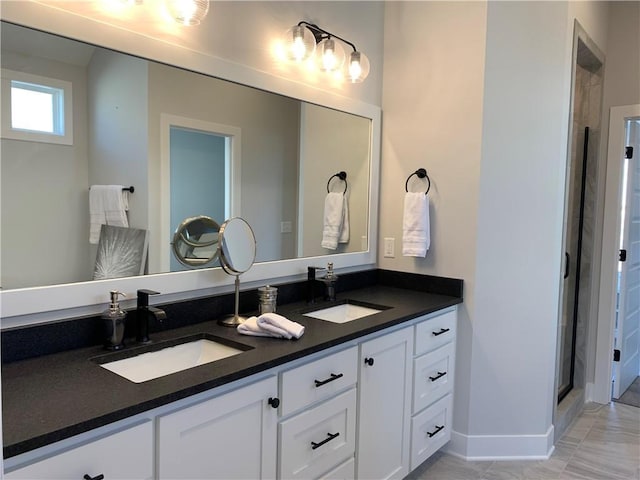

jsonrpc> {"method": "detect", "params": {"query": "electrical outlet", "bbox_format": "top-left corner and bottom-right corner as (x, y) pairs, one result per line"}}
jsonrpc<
(280, 221), (292, 233)
(384, 237), (395, 258)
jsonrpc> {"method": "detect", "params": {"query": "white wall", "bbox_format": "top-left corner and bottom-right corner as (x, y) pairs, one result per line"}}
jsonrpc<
(381, 0), (615, 459)
(381, 0), (488, 437)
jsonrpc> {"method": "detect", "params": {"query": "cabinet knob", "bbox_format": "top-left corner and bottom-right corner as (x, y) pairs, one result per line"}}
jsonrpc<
(364, 357), (374, 366)
(83, 475), (105, 480)
(268, 397), (280, 408)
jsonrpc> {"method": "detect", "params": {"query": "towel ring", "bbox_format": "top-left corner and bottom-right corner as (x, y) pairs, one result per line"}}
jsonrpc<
(327, 171), (348, 194)
(405, 168), (430, 195)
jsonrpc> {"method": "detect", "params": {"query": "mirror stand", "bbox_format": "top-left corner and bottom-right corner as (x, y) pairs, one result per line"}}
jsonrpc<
(219, 275), (247, 327)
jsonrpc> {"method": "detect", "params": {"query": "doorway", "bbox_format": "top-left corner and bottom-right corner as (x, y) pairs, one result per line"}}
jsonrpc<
(593, 105), (640, 406)
(157, 114), (242, 272)
(611, 118), (640, 404)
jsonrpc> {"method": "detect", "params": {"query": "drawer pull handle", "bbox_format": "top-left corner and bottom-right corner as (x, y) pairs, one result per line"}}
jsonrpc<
(432, 328), (450, 336)
(311, 432), (340, 450)
(428, 371), (447, 382)
(315, 373), (344, 387)
(268, 397), (280, 408)
(427, 425), (445, 438)
(364, 357), (375, 366)
(84, 475), (105, 480)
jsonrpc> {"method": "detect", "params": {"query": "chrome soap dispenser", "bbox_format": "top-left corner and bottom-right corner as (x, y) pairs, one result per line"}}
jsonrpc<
(102, 290), (126, 350)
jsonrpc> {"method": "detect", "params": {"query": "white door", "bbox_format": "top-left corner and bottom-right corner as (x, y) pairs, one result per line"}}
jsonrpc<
(613, 117), (640, 398)
(357, 327), (412, 480)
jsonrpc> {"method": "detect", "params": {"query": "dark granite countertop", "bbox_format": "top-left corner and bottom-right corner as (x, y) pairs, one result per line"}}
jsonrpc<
(2, 284), (461, 459)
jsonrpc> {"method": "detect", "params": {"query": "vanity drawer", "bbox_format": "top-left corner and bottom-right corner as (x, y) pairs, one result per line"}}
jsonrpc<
(5, 421), (153, 480)
(413, 342), (455, 414)
(410, 394), (453, 471)
(319, 457), (355, 480)
(414, 309), (456, 356)
(279, 388), (357, 480)
(280, 346), (357, 416)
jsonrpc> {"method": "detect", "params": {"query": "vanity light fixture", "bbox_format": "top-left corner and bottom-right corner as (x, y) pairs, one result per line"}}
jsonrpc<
(164, 0), (209, 26)
(284, 21), (370, 83)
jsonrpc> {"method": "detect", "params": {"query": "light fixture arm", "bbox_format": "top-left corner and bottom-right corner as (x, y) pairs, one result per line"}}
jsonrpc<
(297, 21), (358, 52)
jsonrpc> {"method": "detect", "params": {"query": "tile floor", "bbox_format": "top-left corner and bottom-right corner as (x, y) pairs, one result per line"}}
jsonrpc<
(616, 377), (640, 408)
(406, 402), (640, 480)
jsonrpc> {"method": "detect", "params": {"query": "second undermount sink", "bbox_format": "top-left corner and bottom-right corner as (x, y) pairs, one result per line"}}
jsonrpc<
(95, 334), (252, 383)
(303, 301), (387, 324)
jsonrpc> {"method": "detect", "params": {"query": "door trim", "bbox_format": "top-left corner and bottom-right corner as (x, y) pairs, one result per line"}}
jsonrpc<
(593, 104), (640, 404)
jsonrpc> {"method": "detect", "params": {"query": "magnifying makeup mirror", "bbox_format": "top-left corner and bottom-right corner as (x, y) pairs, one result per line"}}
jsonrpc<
(217, 217), (257, 327)
(171, 215), (221, 267)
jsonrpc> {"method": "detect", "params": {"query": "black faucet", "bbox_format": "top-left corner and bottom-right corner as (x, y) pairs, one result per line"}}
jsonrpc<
(307, 266), (326, 303)
(136, 289), (167, 343)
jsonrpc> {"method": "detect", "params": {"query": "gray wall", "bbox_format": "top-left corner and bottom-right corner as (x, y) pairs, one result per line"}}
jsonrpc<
(146, 61), (300, 266)
(300, 103), (371, 257)
(1, 51), (90, 288)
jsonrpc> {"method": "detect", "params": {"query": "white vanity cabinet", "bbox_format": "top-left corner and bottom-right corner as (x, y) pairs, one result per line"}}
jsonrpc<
(5, 421), (153, 480)
(356, 326), (413, 480)
(157, 375), (278, 479)
(277, 347), (358, 480)
(409, 309), (457, 471)
(4, 307), (459, 480)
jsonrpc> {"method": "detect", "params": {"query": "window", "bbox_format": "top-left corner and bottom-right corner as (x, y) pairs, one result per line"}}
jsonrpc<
(1, 69), (73, 145)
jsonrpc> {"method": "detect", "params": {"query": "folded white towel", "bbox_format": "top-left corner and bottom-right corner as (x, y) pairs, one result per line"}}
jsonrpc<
(321, 192), (345, 250)
(89, 185), (129, 244)
(257, 313), (305, 339)
(339, 194), (349, 244)
(237, 313), (305, 339)
(402, 192), (430, 257)
(237, 316), (275, 337)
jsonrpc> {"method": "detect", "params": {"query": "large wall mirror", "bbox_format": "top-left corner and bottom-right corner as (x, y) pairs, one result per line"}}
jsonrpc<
(0, 14), (380, 323)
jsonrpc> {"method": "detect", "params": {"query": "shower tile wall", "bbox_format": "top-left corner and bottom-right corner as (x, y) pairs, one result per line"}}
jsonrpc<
(560, 62), (603, 394)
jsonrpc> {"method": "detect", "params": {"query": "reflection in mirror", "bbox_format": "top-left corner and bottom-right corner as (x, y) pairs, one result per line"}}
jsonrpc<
(0, 21), (372, 292)
(171, 216), (220, 268)
(218, 217), (257, 327)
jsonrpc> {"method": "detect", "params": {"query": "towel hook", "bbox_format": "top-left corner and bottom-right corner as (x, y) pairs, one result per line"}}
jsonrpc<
(405, 168), (430, 195)
(327, 171), (348, 194)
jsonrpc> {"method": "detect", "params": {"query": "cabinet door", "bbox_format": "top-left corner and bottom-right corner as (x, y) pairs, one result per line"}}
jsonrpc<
(158, 376), (278, 479)
(357, 327), (413, 480)
(5, 421), (153, 480)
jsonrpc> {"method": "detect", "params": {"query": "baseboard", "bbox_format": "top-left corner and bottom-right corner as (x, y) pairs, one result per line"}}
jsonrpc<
(445, 426), (555, 460)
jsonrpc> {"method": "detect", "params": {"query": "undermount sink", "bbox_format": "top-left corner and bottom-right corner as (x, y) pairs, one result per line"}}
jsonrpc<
(303, 301), (386, 324)
(95, 335), (251, 383)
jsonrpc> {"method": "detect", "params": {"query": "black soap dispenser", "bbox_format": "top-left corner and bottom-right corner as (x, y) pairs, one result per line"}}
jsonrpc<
(102, 290), (127, 350)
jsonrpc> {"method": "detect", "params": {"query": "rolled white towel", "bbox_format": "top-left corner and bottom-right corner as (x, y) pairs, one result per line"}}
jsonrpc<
(257, 313), (305, 339)
(237, 316), (275, 337)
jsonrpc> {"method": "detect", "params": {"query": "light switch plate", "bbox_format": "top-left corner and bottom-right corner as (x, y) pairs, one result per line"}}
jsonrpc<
(281, 221), (292, 233)
(384, 237), (395, 258)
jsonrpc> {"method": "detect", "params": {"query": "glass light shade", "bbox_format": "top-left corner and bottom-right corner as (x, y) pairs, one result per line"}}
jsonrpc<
(348, 51), (370, 83)
(317, 38), (345, 72)
(284, 24), (316, 62)
(164, 0), (209, 26)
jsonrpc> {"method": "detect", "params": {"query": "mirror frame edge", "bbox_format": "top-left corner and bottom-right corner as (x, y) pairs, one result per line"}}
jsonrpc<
(0, 5), (381, 324)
